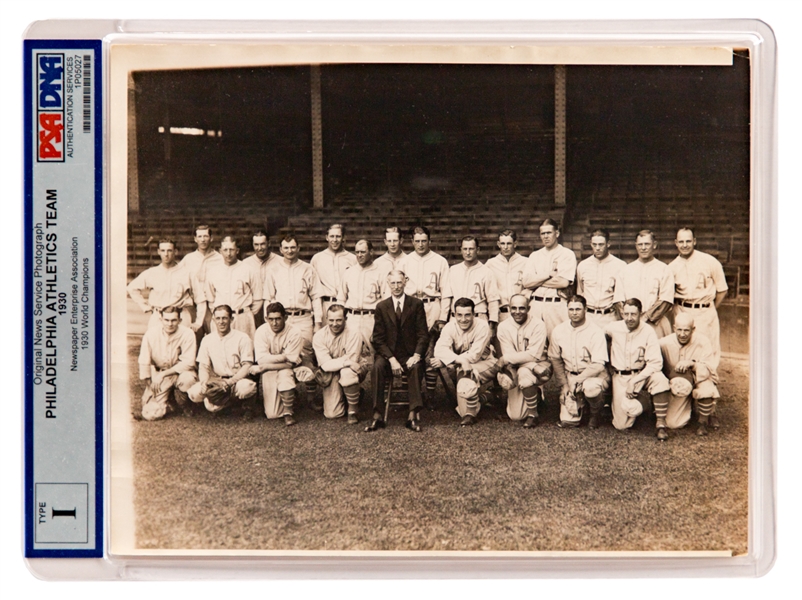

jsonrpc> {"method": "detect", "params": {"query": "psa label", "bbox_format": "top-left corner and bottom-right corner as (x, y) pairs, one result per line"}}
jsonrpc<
(36, 53), (64, 162)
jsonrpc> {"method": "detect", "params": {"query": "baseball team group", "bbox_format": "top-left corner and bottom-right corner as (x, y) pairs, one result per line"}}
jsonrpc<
(128, 218), (728, 441)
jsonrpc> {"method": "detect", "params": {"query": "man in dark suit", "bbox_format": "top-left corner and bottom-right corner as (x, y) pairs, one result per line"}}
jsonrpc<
(366, 269), (430, 432)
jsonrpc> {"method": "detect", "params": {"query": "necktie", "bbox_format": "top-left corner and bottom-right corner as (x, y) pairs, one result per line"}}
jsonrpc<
(396, 301), (402, 321)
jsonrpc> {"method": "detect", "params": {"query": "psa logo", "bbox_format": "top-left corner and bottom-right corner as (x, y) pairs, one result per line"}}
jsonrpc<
(36, 54), (64, 162)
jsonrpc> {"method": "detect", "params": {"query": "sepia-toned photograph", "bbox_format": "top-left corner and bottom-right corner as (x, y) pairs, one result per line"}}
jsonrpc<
(109, 43), (750, 556)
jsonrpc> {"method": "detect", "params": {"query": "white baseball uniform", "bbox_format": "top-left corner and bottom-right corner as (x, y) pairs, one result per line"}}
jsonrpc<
(374, 251), (408, 275)
(179, 249), (224, 328)
(205, 260), (266, 340)
(497, 313), (551, 420)
(253, 322), (304, 419)
(668, 250), (728, 369)
(400, 250), (452, 328)
(486, 252), (529, 322)
(337, 261), (388, 352)
(267, 259), (323, 357)
(311, 248), (357, 323)
(127, 262), (194, 330)
(189, 328), (257, 412)
(576, 253), (626, 329)
(312, 324), (367, 419)
(524, 244), (577, 336)
(137, 324), (198, 421)
(614, 258), (675, 338)
(243, 252), (283, 302)
(449, 261), (501, 322)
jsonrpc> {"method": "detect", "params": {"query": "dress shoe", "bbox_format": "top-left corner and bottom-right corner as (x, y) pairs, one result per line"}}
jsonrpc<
(406, 418), (422, 432)
(460, 415), (476, 427)
(557, 420), (580, 429)
(364, 418), (385, 432)
(696, 423), (708, 436)
(656, 427), (669, 441)
(708, 415), (721, 430)
(347, 413), (359, 425)
(284, 414), (297, 427)
(522, 415), (539, 429)
(588, 414), (600, 429)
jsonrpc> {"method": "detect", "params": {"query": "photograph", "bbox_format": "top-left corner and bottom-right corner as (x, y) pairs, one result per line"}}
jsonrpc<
(109, 43), (750, 555)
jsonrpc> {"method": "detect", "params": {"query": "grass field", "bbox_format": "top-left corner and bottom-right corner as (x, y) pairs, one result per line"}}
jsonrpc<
(126, 338), (748, 554)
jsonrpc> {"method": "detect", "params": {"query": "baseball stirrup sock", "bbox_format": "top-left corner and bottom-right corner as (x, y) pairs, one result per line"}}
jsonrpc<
(343, 384), (360, 413)
(465, 396), (481, 416)
(279, 390), (296, 416)
(522, 386), (539, 416)
(653, 391), (670, 419)
(425, 370), (438, 394)
(697, 398), (715, 417)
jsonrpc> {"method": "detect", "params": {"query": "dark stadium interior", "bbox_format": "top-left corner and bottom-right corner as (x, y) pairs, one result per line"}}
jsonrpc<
(129, 57), (750, 311)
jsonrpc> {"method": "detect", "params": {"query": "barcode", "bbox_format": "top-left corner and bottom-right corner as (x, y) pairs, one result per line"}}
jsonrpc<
(83, 54), (91, 133)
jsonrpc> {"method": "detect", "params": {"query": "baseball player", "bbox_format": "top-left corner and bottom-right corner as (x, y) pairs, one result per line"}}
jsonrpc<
(127, 239), (193, 331)
(449, 236), (501, 326)
(400, 225), (452, 399)
(337, 239), (387, 352)
(604, 298), (673, 440)
(614, 229), (674, 339)
(668, 227), (728, 369)
(204, 236), (266, 341)
(495, 294), (552, 427)
(576, 228), (626, 329)
(312, 304), (369, 423)
(374, 226), (408, 274)
(522, 219), (577, 336)
(136, 306), (198, 421)
(432, 298), (499, 426)
(242, 230), (282, 329)
(659, 313), (721, 435)
(548, 295), (610, 429)
(188, 304), (257, 414)
(485, 229), (530, 323)
(310, 224), (357, 325)
(178, 225), (224, 339)
(249, 302), (305, 426)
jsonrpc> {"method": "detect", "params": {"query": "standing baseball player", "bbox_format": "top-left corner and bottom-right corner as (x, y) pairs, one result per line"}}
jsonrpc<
(668, 227), (728, 369)
(604, 298), (673, 440)
(337, 239), (387, 352)
(136, 306), (198, 421)
(374, 226), (408, 275)
(205, 236), (265, 341)
(522, 219), (577, 336)
(486, 229), (530, 323)
(449, 236), (501, 326)
(431, 298), (499, 426)
(495, 294), (552, 428)
(127, 239), (193, 331)
(614, 229), (674, 339)
(243, 230), (282, 329)
(548, 295), (610, 429)
(312, 304), (369, 423)
(249, 302), (305, 426)
(178, 225), (224, 340)
(659, 313), (721, 435)
(400, 225), (452, 400)
(310, 224), (357, 325)
(576, 228), (626, 329)
(188, 304), (257, 414)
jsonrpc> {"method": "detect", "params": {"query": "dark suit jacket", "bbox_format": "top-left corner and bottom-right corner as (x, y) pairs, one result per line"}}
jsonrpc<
(372, 294), (429, 364)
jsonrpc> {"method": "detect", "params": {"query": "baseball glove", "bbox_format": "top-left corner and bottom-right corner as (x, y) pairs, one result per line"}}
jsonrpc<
(204, 377), (231, 407)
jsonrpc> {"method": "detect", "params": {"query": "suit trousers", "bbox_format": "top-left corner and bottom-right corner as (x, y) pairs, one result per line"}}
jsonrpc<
(372, 356), (424, 415)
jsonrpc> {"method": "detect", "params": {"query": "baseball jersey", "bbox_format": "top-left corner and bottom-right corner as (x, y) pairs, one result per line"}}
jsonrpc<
(449, 262), (501, 321)
(614, 258), (674, 311)
(485, 252), (530, 307)
(524, 244), (577, 299)
(668, 250), (728, 304)
(197, 328), (254, 377)
(604, 320), (663, 378)
(268, 259), (322, 317)
(337, 262), (387, 310)
(312, 324), (364, 372)
(127, 262), (193, 312)
(375, 251), (408, 274)
(659, 332), (719, 384)
(548, 319), (608, 373)
(497, 314), (548, 366)
(242, 252), (283, 301)
(205, 260), (264, 312)
(311, 248), (357, 299)
(400, 250), (452, 321)
(253, 323), (303, 367)
(138, 324), (197, 379)
(179, 249), (224, 304)
(576, 253), (626, 309)
(434, 318), (493, 366)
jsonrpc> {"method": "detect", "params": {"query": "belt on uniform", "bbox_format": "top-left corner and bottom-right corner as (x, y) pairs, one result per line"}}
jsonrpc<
(499, 306), (509, 313)
(568, 370), (583, 376)
(533, 296), (562, 303)
(418, 296), (438, 304)
(615, 368), (643, 376)
(678, 300), (711, 309)
(320, 296), (336, 302)
(285, 309), (311, 316)
(587, 305), (615, 315)
(347, 308), (375, 315)
(232, 308), (246, 315)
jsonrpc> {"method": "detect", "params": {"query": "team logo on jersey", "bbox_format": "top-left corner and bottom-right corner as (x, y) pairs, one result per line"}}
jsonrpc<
(514, 271), (523, 292)
(697, 273), (707, 290)
(581, 347), (592, 365)
(426, 273), (440, 293)
(36, 54), (65, 162)
(472, 283), (484, 302)
(634, 347), (646, 369)
(551, 259), (559, 274)
(369, 282), (382, 302)
(606, 277), (616, 293)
